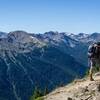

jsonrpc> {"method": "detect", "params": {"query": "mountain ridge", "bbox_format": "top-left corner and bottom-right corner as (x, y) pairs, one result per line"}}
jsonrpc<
(0, 30), (100, 100)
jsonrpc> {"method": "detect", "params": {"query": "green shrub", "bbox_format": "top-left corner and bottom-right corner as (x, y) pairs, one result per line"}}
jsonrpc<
(30, 86), (43, 100)
(35, 97), (44, 100)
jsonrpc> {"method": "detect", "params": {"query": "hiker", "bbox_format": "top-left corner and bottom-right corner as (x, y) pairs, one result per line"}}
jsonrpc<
(88, 42), (100, 81)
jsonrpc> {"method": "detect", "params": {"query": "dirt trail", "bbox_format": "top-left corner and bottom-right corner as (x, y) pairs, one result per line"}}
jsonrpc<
(44, 73), (100, 100)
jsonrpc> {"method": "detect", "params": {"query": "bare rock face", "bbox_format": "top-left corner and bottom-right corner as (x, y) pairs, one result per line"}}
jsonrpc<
(44, 75), (100, 100)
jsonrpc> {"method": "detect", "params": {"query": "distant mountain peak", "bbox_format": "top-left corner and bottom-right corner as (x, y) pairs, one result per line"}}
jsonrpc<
(90, 32), (100, 37)
(0, 32), (7, 38)
(9, 30), (28, 34)
(8, 30), (28, 38)
(44, 31), (59, 35)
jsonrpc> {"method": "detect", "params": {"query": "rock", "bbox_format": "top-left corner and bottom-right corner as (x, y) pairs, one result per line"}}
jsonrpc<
(97, 84), (100, 92)
(67, 97), (73, 100)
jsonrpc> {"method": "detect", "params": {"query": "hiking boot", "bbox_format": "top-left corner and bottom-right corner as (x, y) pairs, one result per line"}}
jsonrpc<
(90, 77), (94, 81)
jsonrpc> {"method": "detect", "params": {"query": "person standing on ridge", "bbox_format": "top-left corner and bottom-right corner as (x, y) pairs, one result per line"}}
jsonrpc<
(88, 42), (100, 81)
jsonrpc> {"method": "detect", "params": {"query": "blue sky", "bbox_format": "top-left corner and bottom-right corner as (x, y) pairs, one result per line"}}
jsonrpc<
(0, 0), (100, 34)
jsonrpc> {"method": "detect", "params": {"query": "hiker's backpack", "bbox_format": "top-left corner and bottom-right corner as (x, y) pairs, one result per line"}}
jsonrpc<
(95, 42), (100, 58)
(88, 42), (100, 58)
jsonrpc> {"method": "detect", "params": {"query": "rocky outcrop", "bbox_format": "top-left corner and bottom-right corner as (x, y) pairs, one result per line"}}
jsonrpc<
(44, 73), (100, 100)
